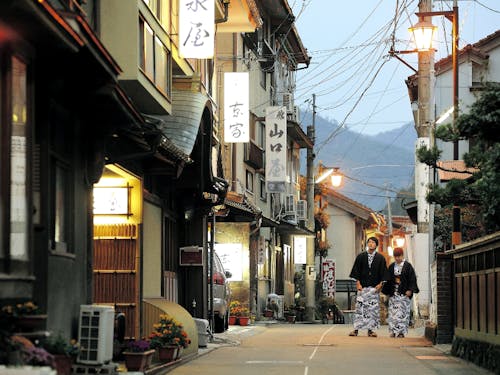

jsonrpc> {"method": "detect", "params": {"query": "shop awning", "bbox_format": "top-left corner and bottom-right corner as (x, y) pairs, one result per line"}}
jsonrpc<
(261, 215), (279, 227)
(219, 191), (262, 222)
(278, 221), (315, 237)
(144, 90), (212, 157)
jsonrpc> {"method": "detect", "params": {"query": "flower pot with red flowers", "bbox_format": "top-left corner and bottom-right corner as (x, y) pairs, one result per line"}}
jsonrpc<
(229, 301), (250, 325)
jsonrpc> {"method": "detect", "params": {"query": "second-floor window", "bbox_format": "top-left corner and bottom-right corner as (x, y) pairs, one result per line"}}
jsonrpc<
(259, 175), (266, 202)
(142, 0), (161, 19)
(139, 17), (172, 98)
(246, 170), (254, 194)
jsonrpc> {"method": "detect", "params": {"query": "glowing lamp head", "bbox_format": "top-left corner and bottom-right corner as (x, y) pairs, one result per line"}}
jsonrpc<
(409, 19), (437, 51)
(330, 170), (342, 188)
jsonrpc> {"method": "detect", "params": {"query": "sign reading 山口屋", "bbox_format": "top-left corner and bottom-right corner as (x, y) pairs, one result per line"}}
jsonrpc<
(179, 0), (214, 58)
(265, 106), (287, 193)
(224, 72), (249, 143)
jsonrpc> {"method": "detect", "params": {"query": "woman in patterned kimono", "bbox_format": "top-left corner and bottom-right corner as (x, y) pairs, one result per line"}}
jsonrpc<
(348, 237), (388, 337)
(382, 247), (419, 338)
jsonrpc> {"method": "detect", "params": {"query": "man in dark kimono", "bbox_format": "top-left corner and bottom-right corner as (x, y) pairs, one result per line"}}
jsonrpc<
(348, 236), (388, 337)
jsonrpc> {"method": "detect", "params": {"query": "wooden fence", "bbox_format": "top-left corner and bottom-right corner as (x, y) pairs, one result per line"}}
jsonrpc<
(448, 231), (500, 372)
(450, 231), (500, 342)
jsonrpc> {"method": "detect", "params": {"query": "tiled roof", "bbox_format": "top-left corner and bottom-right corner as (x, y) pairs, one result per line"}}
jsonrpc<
(437, 160), (478, 181)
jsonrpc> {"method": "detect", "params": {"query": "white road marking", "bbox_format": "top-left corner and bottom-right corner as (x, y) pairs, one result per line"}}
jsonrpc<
(309, 326), (335, 361)
(245, 360), (305, 364)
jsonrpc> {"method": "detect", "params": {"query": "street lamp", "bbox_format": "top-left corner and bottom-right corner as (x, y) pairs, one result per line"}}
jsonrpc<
(409, 20), (437, 52)
(409, 2), (461, 246)
(315, 166), (342, 188)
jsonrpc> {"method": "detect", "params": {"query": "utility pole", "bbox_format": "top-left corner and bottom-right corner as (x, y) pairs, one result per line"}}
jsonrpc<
(305, 94), (316, 321)
(451, 0), (461, 247)
(414, 0), (434, 320)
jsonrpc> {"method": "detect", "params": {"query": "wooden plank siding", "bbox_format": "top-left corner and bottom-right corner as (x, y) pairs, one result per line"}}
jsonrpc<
(451, 233), (500, 346)
(93, 224), (139, 339)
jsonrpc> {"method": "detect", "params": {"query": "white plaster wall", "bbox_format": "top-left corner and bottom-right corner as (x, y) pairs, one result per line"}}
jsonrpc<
(413, 233), (430, 318)
(324, 205), (357, 310)
(142, 201), (162, 297)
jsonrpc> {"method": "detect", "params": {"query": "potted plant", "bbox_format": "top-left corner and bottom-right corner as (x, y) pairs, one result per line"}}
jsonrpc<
(316, 296), (342, 324)
(41, 333), (80, 375)
(234, 305), (250, 326)
(264, 299), (278, 318)
(284, 305), (296, 323)
(22, 346), (54, 368)
(122, 339), (154, 372)
(1, 301), (47, 332)
(149, 314), (191, 362)
(228, 301), (240, 325)
(229, 301), (250, 325)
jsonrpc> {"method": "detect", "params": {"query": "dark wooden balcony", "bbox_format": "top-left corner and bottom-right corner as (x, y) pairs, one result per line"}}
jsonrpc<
(244, 140), (264, 170)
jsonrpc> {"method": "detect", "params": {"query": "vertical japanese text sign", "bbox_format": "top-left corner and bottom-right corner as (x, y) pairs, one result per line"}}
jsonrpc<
(179, 0), (214, 58)
(294, 236), (307, 264)
(265, 106), (287, 192)
(322, 259), (336, 298)
(224, 72), (249, 143)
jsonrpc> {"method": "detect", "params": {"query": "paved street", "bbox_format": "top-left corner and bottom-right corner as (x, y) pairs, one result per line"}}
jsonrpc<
(165, 322), (493, 375)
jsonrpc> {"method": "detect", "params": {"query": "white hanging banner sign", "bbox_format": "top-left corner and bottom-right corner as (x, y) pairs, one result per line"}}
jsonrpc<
(224, 72), (249, 143)
(179, 0), (214, 58)
(265, 106), (287, 192)
(294, 236), (307, 264)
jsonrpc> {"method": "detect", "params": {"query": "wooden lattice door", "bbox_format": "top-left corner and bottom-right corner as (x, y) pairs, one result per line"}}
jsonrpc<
(93, 224), (139, 339)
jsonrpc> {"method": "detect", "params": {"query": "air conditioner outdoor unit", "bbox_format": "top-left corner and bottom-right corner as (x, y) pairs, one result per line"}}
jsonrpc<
(297, 200), (307, 220)
(283, 213), (298, 225)
(78, 305), (115, 365)
(284, 194), (295, 214)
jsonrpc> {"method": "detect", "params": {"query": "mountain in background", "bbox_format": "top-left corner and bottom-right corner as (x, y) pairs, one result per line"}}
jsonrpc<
(300, 111), (417, 210)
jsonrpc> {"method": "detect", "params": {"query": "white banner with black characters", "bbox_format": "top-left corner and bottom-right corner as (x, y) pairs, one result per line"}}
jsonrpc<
(265, 106), (287, 192)
(224, 72), (249, 143)
(179, 0), (214, 58)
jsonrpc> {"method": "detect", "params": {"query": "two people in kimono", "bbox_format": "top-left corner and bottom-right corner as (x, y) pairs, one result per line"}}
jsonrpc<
(349, 237), (418, 337)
